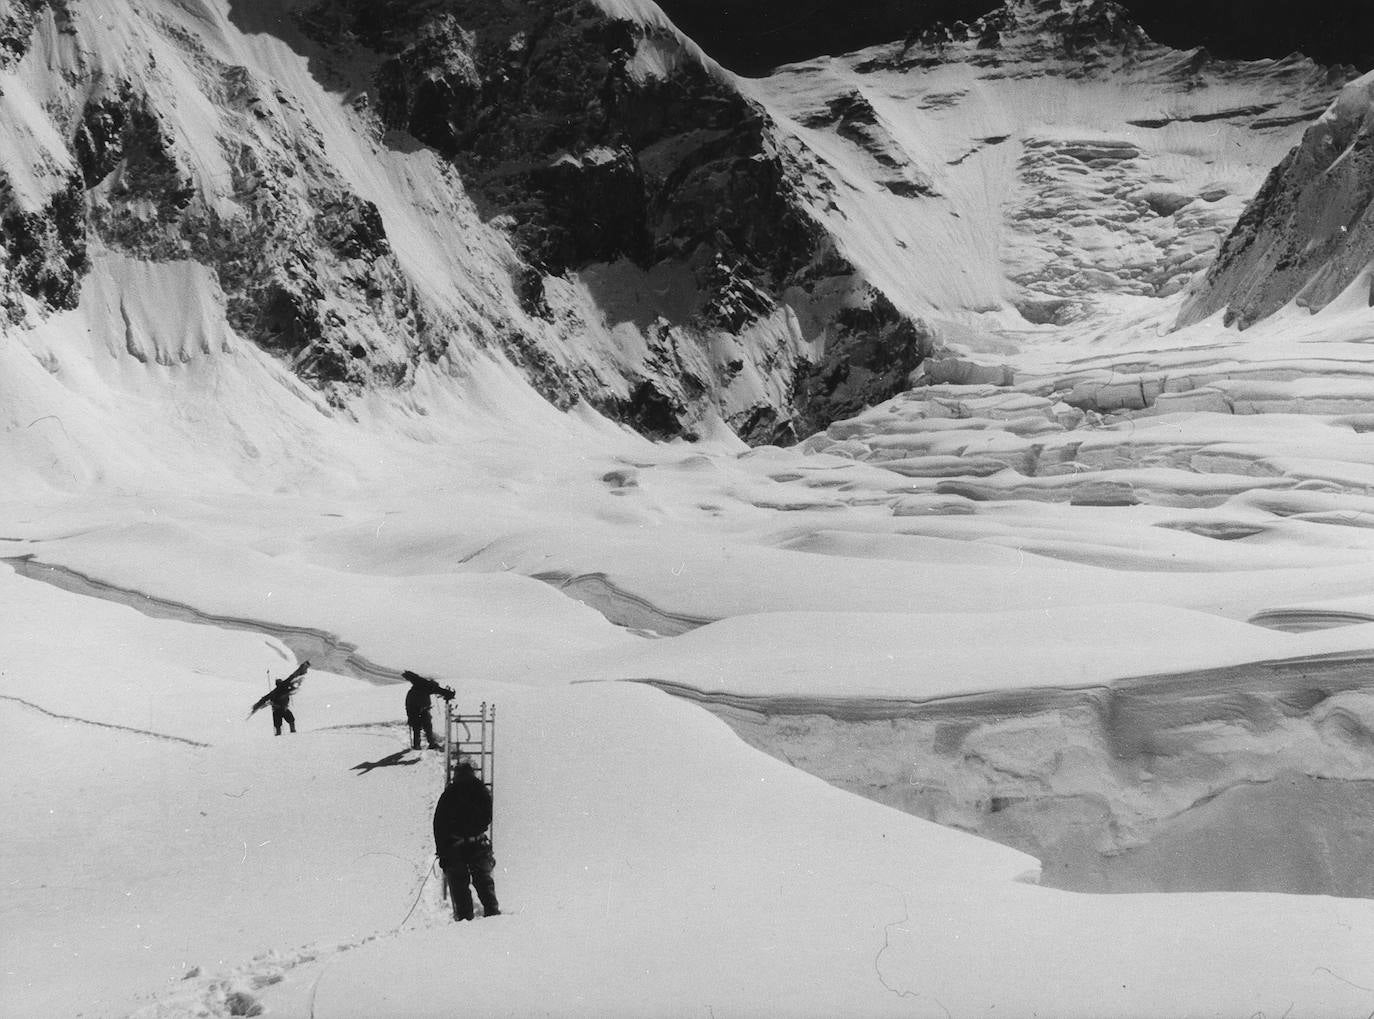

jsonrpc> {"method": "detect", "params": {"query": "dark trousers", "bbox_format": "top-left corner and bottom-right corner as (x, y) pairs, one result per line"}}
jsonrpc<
(442, 838), (499, 920)
(409, 712), (439, 749)
(272, 706), (295, 734)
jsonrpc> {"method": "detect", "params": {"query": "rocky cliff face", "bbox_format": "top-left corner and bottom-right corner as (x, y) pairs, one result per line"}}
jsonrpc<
(903, 0), (1151, 61)
(0, 0), (86, 322)
(1178, 70), (1374, 328)
(0, 0), (931, 443)
(0, 0), (55, 70)
(292, 0), (931, 441)
(1, 0), (456, 399)
(342, 1), (812, 283)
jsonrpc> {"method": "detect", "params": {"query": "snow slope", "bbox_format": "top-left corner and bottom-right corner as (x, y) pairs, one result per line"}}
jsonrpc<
(7, 305), (1374, 1010)
(7, 258), (1374, 1016)
(7, 545), (1374, 1019)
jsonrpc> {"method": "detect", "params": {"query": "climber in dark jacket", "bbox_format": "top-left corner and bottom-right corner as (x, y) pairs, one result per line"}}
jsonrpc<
(402, 670), (454, 750)
(433, 759), (500, 920)
(248, 660), (310, 735)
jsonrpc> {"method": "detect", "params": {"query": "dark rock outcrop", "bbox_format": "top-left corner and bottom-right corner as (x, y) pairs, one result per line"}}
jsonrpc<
(0, 173), (88, 321)
(298, 0), (927, 440)
(0, 0), (56, 71)
(71, 50), (448, 393)
(74, 87), (134, 189)
(0, 2), (89, 322)
(861, 0), (1152, 73)
(3, 0), (933, 442)
(792, 288), (933, 438)
(343, 0), (819, 301)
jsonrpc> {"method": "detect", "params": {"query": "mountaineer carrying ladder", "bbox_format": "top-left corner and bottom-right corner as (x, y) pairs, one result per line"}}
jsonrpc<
(432, 699), (499, 920)
(248, 660), (310, 735)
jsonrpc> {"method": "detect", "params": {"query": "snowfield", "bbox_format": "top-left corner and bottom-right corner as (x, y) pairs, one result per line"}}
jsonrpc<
(5, 0), (1374, 1017)
(8, 528), (1374, 1019)
(9, 323), (1374, 1015)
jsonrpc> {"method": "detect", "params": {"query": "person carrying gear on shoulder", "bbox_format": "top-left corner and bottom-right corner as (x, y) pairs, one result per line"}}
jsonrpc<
(433, 759), (500, 921)
(402, 669), (454, 751)
(248, 660), (310, 735)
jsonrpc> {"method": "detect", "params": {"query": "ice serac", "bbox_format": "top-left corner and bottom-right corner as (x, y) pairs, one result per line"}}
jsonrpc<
(1179, 69), (1374, 329)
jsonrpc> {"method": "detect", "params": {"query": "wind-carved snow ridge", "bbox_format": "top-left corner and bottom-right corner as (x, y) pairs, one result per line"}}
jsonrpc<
(1250, 604), (1374, 632)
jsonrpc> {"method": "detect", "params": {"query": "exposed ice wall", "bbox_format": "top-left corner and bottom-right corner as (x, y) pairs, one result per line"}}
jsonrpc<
(699, 646), (1374, 896)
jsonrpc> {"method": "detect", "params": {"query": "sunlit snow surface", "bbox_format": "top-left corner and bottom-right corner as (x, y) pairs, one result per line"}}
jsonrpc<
(8, 283), (1374, 1016)
(6, 4), (1374, 1019)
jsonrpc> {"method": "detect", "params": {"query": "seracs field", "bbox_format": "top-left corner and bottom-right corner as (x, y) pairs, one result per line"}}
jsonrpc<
(4, 1), (1374, 1017)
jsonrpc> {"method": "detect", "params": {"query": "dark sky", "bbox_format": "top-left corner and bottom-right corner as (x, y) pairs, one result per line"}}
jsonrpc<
(655, 0), (1374, 76)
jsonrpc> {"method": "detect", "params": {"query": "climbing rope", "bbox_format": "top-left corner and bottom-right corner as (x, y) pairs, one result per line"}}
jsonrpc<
(397, 858), (438, 929)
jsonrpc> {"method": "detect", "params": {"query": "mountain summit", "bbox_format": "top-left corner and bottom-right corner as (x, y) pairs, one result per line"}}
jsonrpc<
(907, 0), (1151, 62)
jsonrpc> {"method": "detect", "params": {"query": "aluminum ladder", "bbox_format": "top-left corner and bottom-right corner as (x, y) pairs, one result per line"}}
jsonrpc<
(443, 700), (496, 827)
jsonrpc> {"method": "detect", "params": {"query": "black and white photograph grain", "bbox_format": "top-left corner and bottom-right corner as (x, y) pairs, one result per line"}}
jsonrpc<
(3, 0), (1374, 1015)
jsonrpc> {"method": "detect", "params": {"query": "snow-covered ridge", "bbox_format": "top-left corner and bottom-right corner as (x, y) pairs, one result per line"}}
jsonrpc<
(1180, 68), (1374, 328)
